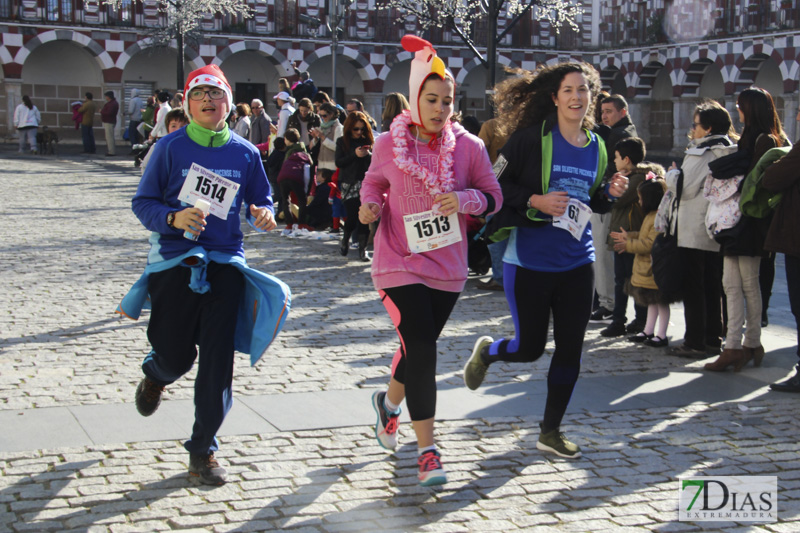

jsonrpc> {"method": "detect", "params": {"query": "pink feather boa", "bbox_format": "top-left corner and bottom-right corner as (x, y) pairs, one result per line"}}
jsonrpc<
(389, 110), (456, 196)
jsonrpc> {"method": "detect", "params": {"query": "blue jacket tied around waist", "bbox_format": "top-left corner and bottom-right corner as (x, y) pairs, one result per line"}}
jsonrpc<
(117, 247), (291, 366)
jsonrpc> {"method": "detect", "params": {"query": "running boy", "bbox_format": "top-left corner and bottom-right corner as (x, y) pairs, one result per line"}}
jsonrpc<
(122, 64), (284, 485)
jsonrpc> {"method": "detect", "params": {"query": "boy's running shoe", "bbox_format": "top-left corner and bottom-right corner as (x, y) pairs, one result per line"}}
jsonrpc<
(371, 391), (400, 450)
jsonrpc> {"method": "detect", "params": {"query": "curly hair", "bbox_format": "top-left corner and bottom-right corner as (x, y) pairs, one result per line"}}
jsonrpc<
(491, 62), (600, 139)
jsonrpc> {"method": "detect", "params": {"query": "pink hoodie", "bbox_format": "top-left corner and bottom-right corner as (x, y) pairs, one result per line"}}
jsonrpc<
(361, 123), (502, 292)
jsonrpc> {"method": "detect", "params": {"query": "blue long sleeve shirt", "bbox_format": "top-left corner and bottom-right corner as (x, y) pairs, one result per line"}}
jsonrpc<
(132, 125), (273, 263)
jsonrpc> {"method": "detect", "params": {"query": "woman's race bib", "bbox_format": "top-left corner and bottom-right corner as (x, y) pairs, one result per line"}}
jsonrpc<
(552, 198), (591, 241)
(403, 210), (461, 253)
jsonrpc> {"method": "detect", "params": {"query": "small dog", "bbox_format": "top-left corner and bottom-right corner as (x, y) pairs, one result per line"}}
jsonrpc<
(37, 126), (59, 155)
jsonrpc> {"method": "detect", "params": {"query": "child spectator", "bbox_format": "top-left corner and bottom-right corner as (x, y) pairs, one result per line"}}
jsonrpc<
(611, 176), (670, 347)
(277, 128), (312, 229)
(328, 169), (343, 233)
(139, 108), (189, 173)
(601, 137), (663, 337)
(307, 168), (334, 229)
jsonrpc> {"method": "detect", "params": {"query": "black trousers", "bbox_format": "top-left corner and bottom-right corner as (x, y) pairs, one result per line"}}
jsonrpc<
(144, 262), (243, 455)
(679, 247), (723, 350)
(380, 284), (460, 421)
(489, 262), (594, 432)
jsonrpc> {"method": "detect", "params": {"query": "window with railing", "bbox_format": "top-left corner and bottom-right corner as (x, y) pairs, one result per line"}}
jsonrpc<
(374, 6), (400, 42)
(46, 0), (73, 22)
(274, 0), (298, 36)
(106, 0), (133, 26)
(0, 0), (18, 19)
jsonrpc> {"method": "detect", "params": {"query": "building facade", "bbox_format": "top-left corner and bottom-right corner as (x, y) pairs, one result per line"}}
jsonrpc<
(1, 0), (799, 155)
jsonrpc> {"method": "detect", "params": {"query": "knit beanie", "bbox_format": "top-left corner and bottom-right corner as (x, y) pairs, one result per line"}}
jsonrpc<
(183, 64), (233, 120)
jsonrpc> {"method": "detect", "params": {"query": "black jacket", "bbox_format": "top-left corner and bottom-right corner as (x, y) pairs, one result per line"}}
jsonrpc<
(334, 136), (372, 185)
(485, 114), (612, 242)
(605, 115), (638, 179)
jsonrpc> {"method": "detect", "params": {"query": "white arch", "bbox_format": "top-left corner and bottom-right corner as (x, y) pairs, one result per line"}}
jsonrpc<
(15, 30), (113, 70)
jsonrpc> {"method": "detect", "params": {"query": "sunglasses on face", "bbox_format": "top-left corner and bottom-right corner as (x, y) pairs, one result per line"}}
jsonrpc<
(188, 88), (225, 101)
(352, 127), (365, 132)
(319, 113), (329, 119)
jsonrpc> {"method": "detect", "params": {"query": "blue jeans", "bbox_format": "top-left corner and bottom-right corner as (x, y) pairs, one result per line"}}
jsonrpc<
(488, 239), (508, 283)
(612, 252), (645, 323)
(81, 124), (95, 153)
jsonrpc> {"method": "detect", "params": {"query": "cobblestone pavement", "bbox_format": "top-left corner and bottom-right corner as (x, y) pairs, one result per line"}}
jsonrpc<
(1, 147), (798, 531)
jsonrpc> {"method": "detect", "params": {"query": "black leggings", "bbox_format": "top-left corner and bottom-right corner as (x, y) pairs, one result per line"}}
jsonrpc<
(488, 262), (594, 432)
(380, 284), (460, 421)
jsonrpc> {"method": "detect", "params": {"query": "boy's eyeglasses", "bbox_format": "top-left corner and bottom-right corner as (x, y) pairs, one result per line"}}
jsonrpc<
(188, 88), (226, 101)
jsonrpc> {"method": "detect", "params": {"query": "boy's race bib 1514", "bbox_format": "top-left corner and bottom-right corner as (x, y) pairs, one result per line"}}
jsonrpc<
(403, 210), (461, 254)
(178, 163), (240, 220)
(552, 198), (592, 240)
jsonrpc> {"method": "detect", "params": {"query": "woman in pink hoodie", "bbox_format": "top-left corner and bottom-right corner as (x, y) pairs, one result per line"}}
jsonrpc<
(359, 35), (502, 487)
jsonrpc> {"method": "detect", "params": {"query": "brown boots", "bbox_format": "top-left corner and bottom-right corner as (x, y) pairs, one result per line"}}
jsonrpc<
(743, 345), (765, 367)
(704, 346), (766, 372)
(704, 348), (747, 372)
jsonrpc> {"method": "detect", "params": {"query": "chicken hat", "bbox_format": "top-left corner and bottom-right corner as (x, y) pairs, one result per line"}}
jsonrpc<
(402, 35), (454, 127)
(183, 64), (233, 120)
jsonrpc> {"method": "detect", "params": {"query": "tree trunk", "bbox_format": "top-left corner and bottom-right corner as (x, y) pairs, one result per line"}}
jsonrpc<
(177, 27), (185, 91)
(486, 0), (498, 113)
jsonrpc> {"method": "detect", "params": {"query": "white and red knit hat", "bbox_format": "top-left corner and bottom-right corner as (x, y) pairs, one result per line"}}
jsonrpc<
(183, 64), (233, 119)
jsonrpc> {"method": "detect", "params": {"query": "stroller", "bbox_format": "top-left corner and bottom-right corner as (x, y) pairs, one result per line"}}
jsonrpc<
(132, 142), (153, 168)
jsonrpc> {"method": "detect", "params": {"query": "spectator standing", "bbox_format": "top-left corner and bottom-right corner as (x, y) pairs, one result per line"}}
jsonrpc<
(704, 88), (788, 371)
(13, 95), (41, 154)
(291, 70), (318, 102)
(149, 92), (172, 140)
(127, 88), (144, 147)
(78, 92), (97, 154)
(310, 102), (343, 173)
(286, 98), (321, 146)
(249, 99), (272, 147)
(101, 91), (120, 156)
(664, 100), (737, 358)
(598, 94), (646, 335)
(346, 99), (378, 132)
(381, 92), (410, 132)
(273, 92), (296, 138)
(232, 103), (251, 139)
(335, 111), (373, 261)
(589, 90), (614, 321)
(764, 141), (800, 391)
(475, 114), (510, 291)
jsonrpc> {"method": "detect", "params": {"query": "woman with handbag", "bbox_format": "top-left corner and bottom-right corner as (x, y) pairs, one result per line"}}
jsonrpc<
(663, 100), (737, 359)
(704, 88), (788, 371)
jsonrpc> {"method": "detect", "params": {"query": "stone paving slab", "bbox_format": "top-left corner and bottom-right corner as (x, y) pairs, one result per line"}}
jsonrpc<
(2, 147), (799, 531)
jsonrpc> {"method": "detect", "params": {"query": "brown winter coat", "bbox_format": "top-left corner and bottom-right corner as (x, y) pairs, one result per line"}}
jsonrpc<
(762, 141), (800, 258)
(625, 211), (659, 290)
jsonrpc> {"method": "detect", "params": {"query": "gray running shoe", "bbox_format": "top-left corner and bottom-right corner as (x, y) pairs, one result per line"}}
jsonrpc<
(537, 429), (582, 459)
(464, 336), (493, 390)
